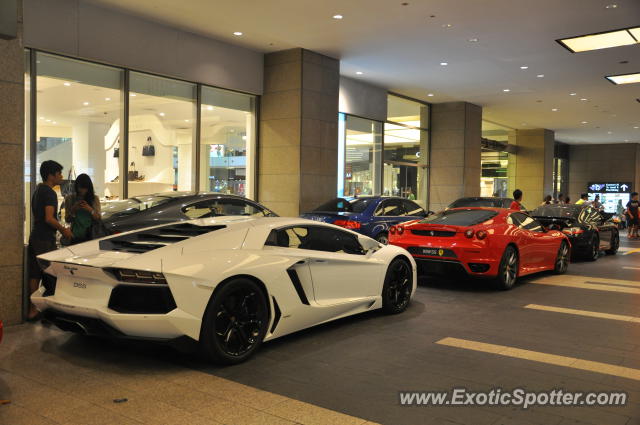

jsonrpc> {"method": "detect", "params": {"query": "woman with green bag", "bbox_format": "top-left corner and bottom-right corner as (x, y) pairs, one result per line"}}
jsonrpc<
(63, 174), (102, 244)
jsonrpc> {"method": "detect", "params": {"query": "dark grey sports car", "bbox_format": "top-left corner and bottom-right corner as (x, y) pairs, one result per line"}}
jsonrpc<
(101, 192), (278, 234)
(447, 197), (516, 209)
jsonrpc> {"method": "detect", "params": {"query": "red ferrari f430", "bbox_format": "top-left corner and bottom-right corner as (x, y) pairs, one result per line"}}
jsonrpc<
(389, 208), (570, 289)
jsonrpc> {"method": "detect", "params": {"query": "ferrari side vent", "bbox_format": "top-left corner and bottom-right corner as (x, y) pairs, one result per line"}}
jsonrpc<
(286, 269), (310, 305)
(100, 223), (226, 253)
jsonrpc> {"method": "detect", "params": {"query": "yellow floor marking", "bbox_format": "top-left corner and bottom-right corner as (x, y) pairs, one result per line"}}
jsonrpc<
(524, 303), (640, 323)
(436, 337), (640, 381)
(623, 248), (640, 255)
(535, 274), (640, 287)
(532, 280), (640, 294)
(623, 266), (640, 270)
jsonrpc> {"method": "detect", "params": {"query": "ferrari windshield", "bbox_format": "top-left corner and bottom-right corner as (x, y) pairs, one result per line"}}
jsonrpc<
(312, 198), (374, 213)
(421, 209), (498, 226)
(101, 195), (173, 219)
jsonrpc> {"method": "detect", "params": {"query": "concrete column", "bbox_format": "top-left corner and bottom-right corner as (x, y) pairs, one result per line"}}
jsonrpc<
(259, 48), (339, 216)
(428, 102), (482, 212)
(507, 129), (554, 206)
(0, 0), (24, 325)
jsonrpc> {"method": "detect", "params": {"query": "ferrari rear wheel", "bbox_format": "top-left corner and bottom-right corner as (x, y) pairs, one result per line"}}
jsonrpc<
(605, 232), (619, 255)
(554, 241), (569, 274)
(200, 278), (268, 364)
(585, 235), (599, 262)
(495, 246), (518, 290)
(382, 258), (412, 314)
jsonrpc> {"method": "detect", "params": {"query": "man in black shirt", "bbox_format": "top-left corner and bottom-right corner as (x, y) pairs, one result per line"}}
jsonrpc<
(627, 192), (639, 239)
(27, 160), (73, 320)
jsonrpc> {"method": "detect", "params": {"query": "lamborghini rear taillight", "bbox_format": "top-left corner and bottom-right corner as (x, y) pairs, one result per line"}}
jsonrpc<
(105, 268), (167, 285)
(334, 219), (361, 230)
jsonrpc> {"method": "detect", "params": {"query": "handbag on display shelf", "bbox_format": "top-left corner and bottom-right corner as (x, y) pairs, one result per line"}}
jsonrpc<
(142, 136), (156, 157)
(127, 162), (139, 181)
(60, 166), (76, 197)
(113, 138), (120, 158)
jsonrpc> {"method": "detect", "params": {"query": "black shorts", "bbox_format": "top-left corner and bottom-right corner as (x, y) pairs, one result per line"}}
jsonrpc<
(630, 217), (639, 226)
(27, 236), (56, 280)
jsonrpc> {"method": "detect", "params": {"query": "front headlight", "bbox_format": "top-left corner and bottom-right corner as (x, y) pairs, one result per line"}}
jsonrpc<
(105, 268), (167, 284)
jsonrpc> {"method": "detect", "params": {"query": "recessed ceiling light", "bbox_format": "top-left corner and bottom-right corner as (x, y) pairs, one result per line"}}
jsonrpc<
(605, 4), (618, 8)
(427, 93), (434, 97)
(552, 108), (558, 111)
(521, 123), (527, 126)
(520, 66), (529, 70)
(625, 139), (630, 142)
(607, 131), (613, 134)
(634, 126), (639, 129)
(580, 98), (588, 101)
(233, 31), (243, 36)
(537, 74), (545, 78)
(63, 82), (71, 87)
(130, 93), (136, 97)
(82, 101), (89, 106)
(606, 72), (640, 85)
(105, 97), (111, 101)
(468, 37), (479, 42)
(39, 116), (44, 120)
(442, 24), (452, 28)
(46, 119), (51, 122)
(52, 121), (57, 124)
(356, 71), (363, 75)
(158, 112), (165, 117)
(557, 27), (638, 53)
(185, 119), (190, 122)
(332, 14), (343, 19)
(570, 93), (577, 96)
(581, 121), (588, 124)
(503, 89), (510, 92)
(207, 105), (214, 111)
(440, 62), (448, 66)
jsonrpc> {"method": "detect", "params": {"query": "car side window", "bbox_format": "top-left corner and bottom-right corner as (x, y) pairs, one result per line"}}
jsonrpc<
(402, 200), (425, 216)
(375, 200), (406, 217)
(266, 226), (364, 255)
(507, 213), (521, 227)
(512, 212), (544, 233)
(183, 199), (267, 219)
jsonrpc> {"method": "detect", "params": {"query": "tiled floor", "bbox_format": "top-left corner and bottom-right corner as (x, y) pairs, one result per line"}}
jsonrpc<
(1, 238), (639, 425)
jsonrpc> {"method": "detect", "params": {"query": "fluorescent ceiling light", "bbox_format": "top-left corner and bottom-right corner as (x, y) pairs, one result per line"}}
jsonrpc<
(537, 74), (544, 78)
(332, 14), (343, 19)
(503, 89), (510, 92)
(233, 31), (243, 36)
(356, 71), (363, 75)
(570, 93), (577, 96)
(440, 62), (448, 66)
(520, 66), (528, 69)
(63, 82), (71, 86)
(557, 27), (639, 53)
(606, 72), (640, 85)
(427, 93), (434, 97)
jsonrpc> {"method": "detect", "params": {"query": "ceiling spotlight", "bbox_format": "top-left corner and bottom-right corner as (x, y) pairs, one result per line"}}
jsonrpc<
(581, 121), (588, 124)
(442, 24), (452, 28)
(46, 119), (51, 122)
(52, 121), (57, 124)
(634, 126), (639, 129)
(356, 71), (363, 75)
(580, 98), (588, 101)
(105, 97), (111, 101)
(605, 4), (618, 8)
(503, 89), (511, 92)
(233, 31), (243, 36)
(427, 93), (434, 97)
(537, 74), (545, 78)
(570, 93), (577, 96)
(607, 131), (613, 134)
(185, 119), (190, 122)
(520, 66), (529, 70)
(440, 62), (448, 66)
(63, 82), (71, 87)
(130, 93), (136, 97)
(332, 14), (343, 19)
(468, 37), (479, 42)
(207, 105), (214, 111)
(625, 139), (630, 142)
(82, 101), (89, 106)
(158, 112), (165, 117)
(552, 108), (558, 111)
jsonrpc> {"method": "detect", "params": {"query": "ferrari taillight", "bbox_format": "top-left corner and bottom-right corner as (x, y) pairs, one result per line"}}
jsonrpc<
(334, 219), (361, 230)
(464, 229), (474, 238)
(475, 230), (488, 240)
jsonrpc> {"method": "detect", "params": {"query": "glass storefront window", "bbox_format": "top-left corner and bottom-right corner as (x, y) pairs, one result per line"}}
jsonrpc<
(384, 95), (429, 207)
(481, 150), (509, 197)
(24, 49), (31, 242)
(128, 73), (196, 198)
(200, 86), (256, 198)
(341, 114), (382, 197)
(35, 52), (123, 207)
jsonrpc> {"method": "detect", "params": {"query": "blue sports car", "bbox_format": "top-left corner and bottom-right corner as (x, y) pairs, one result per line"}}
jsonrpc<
(301, 196), (432, 244)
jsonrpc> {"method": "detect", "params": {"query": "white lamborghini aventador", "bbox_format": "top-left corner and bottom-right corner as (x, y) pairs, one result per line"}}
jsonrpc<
(32, 217), (416, 363)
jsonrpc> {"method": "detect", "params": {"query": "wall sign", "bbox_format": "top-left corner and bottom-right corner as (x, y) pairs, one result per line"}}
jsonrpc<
(0, 0), (18, 40)
(587, 182), (632, 193)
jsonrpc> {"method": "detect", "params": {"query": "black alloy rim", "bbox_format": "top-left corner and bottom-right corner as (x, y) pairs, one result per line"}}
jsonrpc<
(387, 261), (412, 309)
(214, 289), (266, 356)
(556, 242), (569, 273)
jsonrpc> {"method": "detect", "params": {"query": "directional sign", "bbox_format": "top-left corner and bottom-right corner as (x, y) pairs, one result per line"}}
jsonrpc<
(587, 182), (632, 193)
